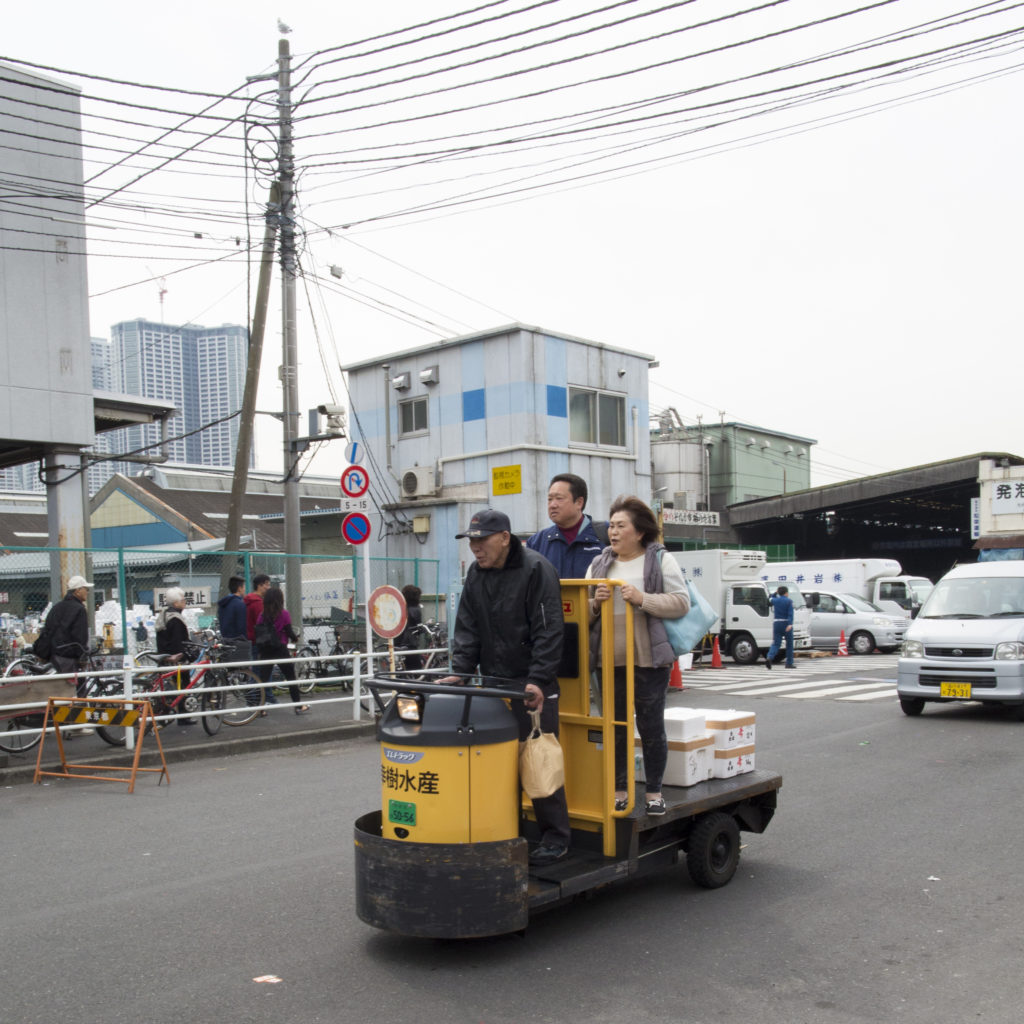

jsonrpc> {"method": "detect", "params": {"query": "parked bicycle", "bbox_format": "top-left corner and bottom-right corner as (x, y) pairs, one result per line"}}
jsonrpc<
(2, 645), (128, 753)
(129, 635), (266, 736)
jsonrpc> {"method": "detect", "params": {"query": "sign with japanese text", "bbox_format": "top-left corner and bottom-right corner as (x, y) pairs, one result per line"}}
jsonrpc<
(492, 464), (522, 495)
(154, 586), (210, 608)
(991, 481), (1024, 516)
(662, 508), (720, 527)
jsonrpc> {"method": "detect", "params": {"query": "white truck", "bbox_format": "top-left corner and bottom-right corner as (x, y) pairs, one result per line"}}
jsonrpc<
(669, 549), (812, 664)
(759, 558), (933, 618)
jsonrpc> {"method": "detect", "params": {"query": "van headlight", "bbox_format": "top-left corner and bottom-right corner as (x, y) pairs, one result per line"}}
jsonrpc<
(994, 643), (1024, 661)
(872, 617), (892, 628)
(902, 639), (924, 658)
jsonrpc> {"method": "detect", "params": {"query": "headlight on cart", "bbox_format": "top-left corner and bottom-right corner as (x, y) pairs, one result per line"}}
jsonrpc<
(396, 694), (423, 722)
(994, 642), (1024, 661)
(902, 639), (924, 658)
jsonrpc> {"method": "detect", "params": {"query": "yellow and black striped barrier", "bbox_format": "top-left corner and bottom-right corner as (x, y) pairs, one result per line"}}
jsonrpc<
(52, 704), (140, 728)
(33, 697), (169, 792)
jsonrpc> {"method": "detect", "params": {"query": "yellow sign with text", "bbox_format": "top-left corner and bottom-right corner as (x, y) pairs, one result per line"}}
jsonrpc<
(491, 464), (522, 496)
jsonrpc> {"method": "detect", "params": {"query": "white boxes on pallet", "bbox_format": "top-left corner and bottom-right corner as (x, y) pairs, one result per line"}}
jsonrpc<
(711, 744), (756, 779)
(664, 707), (707, 741)
(704, 709), (756, 749)
(635, 734), (714, 787)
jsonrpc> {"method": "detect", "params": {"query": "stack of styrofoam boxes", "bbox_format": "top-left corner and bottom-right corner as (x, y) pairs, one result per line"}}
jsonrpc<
(635, 707), (714, 787)
(704, 709), (756, 779)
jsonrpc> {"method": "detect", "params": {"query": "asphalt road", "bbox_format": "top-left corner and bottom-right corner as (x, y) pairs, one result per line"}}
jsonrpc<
(5, 664), (1023, 1024)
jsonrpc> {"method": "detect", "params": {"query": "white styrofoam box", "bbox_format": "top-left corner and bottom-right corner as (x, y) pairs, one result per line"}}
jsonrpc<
(663, 707), (707, 741)
(711, 744), (756, 779)
(635, 734), (714, 787)
(704, 709), (756, 749)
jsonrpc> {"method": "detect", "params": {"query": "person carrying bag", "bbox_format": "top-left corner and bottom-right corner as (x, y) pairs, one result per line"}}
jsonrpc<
(519, 708), (565, 799)
(253, 586), (310, 715)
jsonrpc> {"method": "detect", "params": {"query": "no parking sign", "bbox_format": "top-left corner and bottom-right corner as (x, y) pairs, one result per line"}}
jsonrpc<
(342, 512), (371, 545)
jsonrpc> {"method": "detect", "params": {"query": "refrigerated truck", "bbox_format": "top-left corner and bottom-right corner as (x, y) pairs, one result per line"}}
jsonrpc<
(669, 549), (812, 664)
(759, 558), (932, 618)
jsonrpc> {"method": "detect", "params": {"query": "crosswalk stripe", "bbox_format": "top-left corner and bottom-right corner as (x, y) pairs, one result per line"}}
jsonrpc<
(728, 679), (857, 696)
(677, 655), (900, 705)
(789, 682), (895, 699)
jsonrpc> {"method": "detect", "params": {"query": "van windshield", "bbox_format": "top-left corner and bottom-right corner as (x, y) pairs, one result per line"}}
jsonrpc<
(920, 577), (1024, 619)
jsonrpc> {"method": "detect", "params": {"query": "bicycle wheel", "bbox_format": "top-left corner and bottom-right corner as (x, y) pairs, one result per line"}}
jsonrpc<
(134, 649), (160, 668)
(0, 713), (42, 754)
(201, 686), (223, 735)
(294, 646), (318, 694)
(221, 669), (265, 726)
(3, 657), (51, 679)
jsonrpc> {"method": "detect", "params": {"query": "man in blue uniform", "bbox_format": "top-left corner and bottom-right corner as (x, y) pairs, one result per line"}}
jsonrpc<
(526, 473), (606, 579)
(765, 585), (795, 669)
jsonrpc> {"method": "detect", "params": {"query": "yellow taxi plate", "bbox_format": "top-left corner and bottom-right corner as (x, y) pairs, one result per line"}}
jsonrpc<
(940, 682), (972, 699)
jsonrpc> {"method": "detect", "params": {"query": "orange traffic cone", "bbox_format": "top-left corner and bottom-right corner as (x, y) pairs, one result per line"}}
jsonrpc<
(710, 636), (723, 669)
(837, 630), (849, 656)
(669, 659), (684, 689)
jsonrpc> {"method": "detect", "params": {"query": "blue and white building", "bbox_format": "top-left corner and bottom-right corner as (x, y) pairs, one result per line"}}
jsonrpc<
(342, 324), (656, 575)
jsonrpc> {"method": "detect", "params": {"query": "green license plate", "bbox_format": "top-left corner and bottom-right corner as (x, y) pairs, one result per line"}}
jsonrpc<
(940, 682), (972, 699)
(388, 799), (416, 826)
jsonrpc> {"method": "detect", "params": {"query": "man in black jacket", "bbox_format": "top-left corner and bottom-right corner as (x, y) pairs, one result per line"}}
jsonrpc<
(447, 508), (570, 866)
(44, 574), (94, 683)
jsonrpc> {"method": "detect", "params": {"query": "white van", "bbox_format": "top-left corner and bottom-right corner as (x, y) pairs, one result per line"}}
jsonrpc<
(897, 561), (1024, 718)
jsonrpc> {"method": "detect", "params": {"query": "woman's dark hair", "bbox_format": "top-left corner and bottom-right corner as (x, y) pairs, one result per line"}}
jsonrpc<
(262, 586), (285, 625)
(608, 495), (660, 546)
(402, 584), (421, 606)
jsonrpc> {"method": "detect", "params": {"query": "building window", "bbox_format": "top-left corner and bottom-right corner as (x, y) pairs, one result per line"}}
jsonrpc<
(568, 387), (626, 447)
(399, 397), (428, 435)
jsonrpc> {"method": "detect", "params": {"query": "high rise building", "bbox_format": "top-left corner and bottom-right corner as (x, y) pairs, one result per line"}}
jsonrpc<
(0, 322), (249, 495)
(111, 319), (249, 469)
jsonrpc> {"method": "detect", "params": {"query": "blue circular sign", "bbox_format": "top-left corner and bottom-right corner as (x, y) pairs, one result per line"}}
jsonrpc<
(342, 511), (372, 545)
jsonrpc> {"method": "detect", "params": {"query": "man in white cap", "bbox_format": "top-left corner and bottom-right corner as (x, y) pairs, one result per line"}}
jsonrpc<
(42, 574), (94, 685)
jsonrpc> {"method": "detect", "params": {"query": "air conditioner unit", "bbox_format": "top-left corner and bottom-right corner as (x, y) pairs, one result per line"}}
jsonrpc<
(401, 466), (438, 498)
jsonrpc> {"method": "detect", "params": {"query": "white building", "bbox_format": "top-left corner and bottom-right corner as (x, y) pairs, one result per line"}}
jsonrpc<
(342, 324), (656, 578)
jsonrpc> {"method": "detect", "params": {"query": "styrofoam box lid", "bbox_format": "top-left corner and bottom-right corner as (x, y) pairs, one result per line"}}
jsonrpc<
(704, 709), (756, 729)
(665, 708), (707, 723)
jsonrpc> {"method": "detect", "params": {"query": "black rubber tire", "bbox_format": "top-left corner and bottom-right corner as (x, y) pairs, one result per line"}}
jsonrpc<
(687, 812), (741, 889)
(221, 669), (266, 725)
(730, 635), (759, 665)
(202, 689), (222, 735)
(849, 631), (875, 655)
(900, 697), (925, 716)
(0, 715), (42, 754)
(95, 725), (124, 746)
(294, 647), (318, 694)
(3, 657), (51, 680)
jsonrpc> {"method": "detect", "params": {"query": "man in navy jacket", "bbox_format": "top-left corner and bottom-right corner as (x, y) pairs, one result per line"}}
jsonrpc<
(526, 473), (605, 579)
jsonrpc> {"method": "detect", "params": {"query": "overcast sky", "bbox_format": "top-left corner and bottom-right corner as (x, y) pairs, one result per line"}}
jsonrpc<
(5, 0), (1022, 490)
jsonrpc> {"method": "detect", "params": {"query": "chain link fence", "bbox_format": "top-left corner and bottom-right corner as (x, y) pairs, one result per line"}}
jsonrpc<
(0, 545), (442, 662)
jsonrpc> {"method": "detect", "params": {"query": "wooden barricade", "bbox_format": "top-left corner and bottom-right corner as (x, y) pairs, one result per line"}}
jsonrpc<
(33, 697), (170, 793)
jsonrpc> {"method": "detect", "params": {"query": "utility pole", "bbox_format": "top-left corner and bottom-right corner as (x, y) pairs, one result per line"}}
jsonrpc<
(219, 182), (280, 597)
(278, 37), (304, 629)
